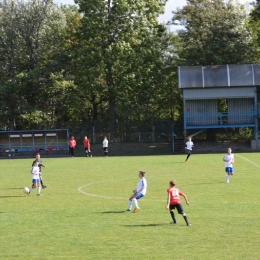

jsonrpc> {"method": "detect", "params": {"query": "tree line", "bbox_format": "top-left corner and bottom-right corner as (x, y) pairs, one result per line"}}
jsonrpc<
(0, 0), (260, 138)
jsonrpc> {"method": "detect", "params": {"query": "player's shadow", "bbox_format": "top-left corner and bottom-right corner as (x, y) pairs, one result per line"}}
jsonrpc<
(0, 196), (24, 198)
(101, 211), (126, 214)
(123, 223), (168, 227)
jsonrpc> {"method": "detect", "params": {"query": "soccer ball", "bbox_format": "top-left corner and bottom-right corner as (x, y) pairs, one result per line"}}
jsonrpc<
(23, 187), (29, 194)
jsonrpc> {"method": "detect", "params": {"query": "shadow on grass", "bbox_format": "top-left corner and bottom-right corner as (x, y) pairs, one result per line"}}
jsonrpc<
(174, 162), (186, 164)
(0, 188), (24, 190)
(100, 211), (126, 214)
(123, 223), (169, 227)
(0, 196), (24, 198)
(195, 182), (224, 185)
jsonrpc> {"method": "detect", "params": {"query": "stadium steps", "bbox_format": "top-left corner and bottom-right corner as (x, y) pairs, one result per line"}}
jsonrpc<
(174, 139), (185, 154)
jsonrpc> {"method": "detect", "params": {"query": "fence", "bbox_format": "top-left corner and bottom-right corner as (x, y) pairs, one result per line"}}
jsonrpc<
(59, 120), (175, 144)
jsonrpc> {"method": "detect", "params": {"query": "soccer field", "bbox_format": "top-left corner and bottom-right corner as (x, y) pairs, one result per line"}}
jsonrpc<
(1, 153), (260, 260)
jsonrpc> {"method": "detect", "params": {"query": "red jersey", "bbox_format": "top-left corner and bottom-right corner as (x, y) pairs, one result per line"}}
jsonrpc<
(167, 187), (183, 205)
(68, 140), (76, 148)
(83, 139), (90, 148)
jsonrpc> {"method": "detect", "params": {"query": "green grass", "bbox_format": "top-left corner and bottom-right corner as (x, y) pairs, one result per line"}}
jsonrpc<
(1, 153), (260, 260)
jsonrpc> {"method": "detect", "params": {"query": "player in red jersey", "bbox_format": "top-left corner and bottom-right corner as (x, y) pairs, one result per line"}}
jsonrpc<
(68, 136), (76, 157)
(83, 136), (92, 157)
(165, 180), (191, 226)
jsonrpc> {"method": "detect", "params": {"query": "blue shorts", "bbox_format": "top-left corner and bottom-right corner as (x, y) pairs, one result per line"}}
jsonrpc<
(136, 193), (145, 200)
(225, 167), (234, 175)
(32, 179), (41, 183)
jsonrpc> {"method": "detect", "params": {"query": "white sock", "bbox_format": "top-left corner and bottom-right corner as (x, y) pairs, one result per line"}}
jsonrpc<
(37, 187), (41, 194)
(226, 175), (229, 182)
(132, 198), (139, 209)
(128, 200), (132, 210)
(29, 187), (33, 192)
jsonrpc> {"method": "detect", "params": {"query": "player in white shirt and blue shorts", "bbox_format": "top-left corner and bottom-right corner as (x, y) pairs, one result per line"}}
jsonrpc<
(185, 137), (194, 162)
(126, 171), (147, 213)
(223, 148), (234, 183)
(28, 161), (42, 195)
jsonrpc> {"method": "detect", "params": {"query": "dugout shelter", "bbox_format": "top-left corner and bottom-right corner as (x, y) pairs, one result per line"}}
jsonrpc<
(0, 129), (69, 156)
(178, 64), (260, 149)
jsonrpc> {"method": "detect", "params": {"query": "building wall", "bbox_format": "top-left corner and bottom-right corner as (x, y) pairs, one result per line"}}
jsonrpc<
(185, 99), (218, 126)
(183, 87), (255, 100)
(227, 98), (254, 124)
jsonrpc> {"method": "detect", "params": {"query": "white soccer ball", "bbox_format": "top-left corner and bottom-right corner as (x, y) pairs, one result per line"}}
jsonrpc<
(23, 187), (29, 194)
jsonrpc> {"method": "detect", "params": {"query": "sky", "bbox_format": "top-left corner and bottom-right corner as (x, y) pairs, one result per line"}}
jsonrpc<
(53, 0), (251, 24)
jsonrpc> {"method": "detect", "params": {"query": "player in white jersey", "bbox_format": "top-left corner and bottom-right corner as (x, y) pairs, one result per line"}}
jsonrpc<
(185, 137), (194, 162)
(28, 161), (42, 195)
(126, 171), (147, 213)
(223, 148), (234, 183)
(103, 136), (108, 157)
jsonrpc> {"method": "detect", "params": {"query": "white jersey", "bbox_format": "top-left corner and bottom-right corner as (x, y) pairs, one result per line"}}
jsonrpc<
(224, 154), (234, 168)
(103, 139), (108, 147)
(186, 141), (194, 150)
(136, 177), (147, 195)
(31, 166), (40, 179)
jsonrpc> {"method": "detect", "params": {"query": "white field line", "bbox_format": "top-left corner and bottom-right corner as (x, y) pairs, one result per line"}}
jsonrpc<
(78, 183), (259, 204)
(78, 183), (126, 200)
(236, 154), (260, 169)
(78, 181), (164, 202)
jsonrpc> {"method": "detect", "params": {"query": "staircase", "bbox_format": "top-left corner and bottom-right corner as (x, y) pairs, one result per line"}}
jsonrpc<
(174, 138), (185, 153)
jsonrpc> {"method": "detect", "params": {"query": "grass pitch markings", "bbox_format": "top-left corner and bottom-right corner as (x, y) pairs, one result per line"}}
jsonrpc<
(78, 182), (126, 200)
(78, 180), (166, 202)
(236, 154), (260, 169)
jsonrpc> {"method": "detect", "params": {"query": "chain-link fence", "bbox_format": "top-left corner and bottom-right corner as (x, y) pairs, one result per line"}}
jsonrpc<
(57, 120), (175, 144)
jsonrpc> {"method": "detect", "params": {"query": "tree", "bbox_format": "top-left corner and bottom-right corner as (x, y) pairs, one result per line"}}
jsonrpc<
(0, 0), (68, 130)
(75, 0), (168, 137)
(249, 0), (260, 62)
(172, 0), (253, 66)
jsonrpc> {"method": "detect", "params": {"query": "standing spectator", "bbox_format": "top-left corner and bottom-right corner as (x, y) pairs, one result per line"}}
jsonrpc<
(223, 148), (234, 183)
(103, 136), (108, 157)
(83, 136), (92, 157)
(185, 137), (194, 162)
(68, 136), (76, 157)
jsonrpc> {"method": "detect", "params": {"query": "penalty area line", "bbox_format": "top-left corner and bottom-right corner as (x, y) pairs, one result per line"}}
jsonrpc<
(236, 154), (260, 169)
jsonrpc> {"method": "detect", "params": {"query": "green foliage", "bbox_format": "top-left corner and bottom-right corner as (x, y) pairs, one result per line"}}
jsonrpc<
(0, 0), (257, 142)
(249, 0), (260, 62)
(173, 0), (253, 65)
(1, 154), (260, 259)
(74, 0), (174, 135)
(193, 128), (253, 141)
(0, 0), (69, 129)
